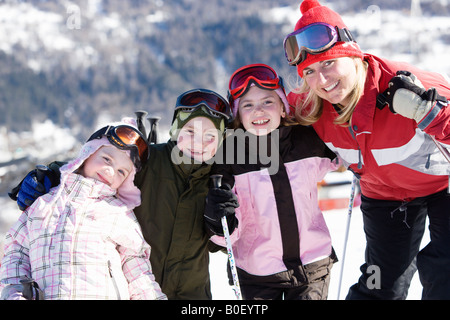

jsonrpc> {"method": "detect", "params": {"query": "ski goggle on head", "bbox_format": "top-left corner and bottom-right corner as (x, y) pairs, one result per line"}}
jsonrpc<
(283, 22), (356, 66)
(87, 124), (149, 171)
(174, 89), (232, 123)
(228, 64), (283, 101)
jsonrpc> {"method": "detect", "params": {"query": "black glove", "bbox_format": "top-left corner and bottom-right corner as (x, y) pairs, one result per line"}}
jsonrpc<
(204, 183), (239, 236)
(381, 70), (447, 122)
(20, 277), (45, 300)
(9, 162), (62, 211)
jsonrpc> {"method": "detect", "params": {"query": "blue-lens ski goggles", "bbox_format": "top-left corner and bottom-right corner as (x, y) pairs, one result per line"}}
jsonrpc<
(283, 22), (356, 66)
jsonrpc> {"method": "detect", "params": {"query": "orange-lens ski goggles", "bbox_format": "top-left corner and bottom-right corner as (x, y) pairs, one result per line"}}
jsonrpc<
(87, 124), (149, 170)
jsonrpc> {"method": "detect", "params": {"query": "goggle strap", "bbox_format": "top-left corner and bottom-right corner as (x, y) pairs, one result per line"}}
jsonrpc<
(87, 126), (108, 142)
(279, 76), (284, 89)
(176, 103), (227, 119)
(102, 126), (114, 138)
(337, 27), (355, 43)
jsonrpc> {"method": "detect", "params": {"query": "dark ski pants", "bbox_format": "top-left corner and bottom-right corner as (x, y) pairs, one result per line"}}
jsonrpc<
(346, 189), (450, 300)
(234, 254), (336, 300)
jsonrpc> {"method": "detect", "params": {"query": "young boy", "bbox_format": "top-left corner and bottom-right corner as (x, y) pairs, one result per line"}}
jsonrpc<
(9, 89), (232, 300)
(133, 89), (231, 299)
(1, 119), (166, 300)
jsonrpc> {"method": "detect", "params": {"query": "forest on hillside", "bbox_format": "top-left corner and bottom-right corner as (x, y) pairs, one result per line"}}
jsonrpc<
(1, 0), (449, 132)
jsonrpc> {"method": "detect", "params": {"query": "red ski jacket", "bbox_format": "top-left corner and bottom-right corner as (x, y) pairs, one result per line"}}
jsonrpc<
(288, 54), (450, 201)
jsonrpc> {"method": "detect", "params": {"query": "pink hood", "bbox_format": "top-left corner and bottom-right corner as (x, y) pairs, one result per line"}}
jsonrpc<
(58, 118), (141, 209)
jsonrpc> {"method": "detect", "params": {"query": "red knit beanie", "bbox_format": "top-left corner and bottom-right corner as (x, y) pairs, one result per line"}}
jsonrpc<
(293, 0), (364, 77)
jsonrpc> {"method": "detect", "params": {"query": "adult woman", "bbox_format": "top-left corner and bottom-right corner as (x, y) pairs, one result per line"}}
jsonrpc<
(284, 0), (450, 299)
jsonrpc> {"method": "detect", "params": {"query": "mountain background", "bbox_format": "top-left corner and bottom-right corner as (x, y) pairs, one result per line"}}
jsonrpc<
(0, 0), (450, 192)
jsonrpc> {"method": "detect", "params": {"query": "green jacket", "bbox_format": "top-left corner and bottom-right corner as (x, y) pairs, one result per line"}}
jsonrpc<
(133, 140), (215, 300)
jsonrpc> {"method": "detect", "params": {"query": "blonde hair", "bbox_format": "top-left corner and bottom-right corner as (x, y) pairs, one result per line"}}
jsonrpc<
(293, 58), (368, 127)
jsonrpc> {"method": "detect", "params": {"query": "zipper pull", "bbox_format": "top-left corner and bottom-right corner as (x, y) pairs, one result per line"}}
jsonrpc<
(348, 126), (363, 170)
(107, 260), (113, 277)
(425, 154), (431, 169)
(357, 149), (362, 169)
(107, 260), (122, 300)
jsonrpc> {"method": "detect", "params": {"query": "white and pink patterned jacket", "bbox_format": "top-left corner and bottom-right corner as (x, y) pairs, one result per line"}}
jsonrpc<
(0, 128), (166, 300)
(0, 173), (166, 300)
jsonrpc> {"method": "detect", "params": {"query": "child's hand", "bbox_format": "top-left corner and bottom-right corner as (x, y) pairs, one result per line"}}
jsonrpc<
(9, 165), (59, 211)
(0, 285), (27, 300)
(204, 184), (239, 236)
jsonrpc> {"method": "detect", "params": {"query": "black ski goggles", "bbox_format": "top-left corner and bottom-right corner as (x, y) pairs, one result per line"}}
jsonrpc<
(283, 22), (356, 66)
(87, 124), (149, 171)
(173, 89), (232, 123)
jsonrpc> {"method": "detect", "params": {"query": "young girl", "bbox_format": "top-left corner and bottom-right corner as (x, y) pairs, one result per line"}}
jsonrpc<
(204, 64), (339, 300)
(0, 119), (166, 300)
(284, 0), (450, 300)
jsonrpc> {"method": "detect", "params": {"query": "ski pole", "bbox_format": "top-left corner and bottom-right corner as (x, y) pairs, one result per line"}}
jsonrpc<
(210, 174), (242, 300)
(35, 164), (48, 183)
(135, 110), (148, 139)
(147, 116), (161, 144)
(429, 135), (450, 193)
(337, 174), (358, 300)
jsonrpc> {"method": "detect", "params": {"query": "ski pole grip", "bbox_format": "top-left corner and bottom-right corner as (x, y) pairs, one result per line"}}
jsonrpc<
(135, 110), (148, 139)
(147, 116), (161, 144)
(210, 174), (222, 188)
(35, 165), (48, 183)
(135, 110), (148, 119)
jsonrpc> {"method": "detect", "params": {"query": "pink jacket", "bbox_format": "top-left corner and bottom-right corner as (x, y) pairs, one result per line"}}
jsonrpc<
(1, 124), (166, 300)
(0, 173), (166, 300)
(210, 125), (339, 276)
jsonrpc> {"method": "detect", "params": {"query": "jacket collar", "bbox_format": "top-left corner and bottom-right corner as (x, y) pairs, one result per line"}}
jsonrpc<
(349, 54), (382, 135)
(63, 172), (117, 199)
(167, 140), (212, 179)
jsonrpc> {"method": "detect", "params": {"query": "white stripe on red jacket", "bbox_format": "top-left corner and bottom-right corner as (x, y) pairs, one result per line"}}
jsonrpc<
(288, 54), (450, 201)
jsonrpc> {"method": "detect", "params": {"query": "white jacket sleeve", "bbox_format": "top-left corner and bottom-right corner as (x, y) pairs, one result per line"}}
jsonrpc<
(116, 211), (167, 300)
(0, 210), (32, 287)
